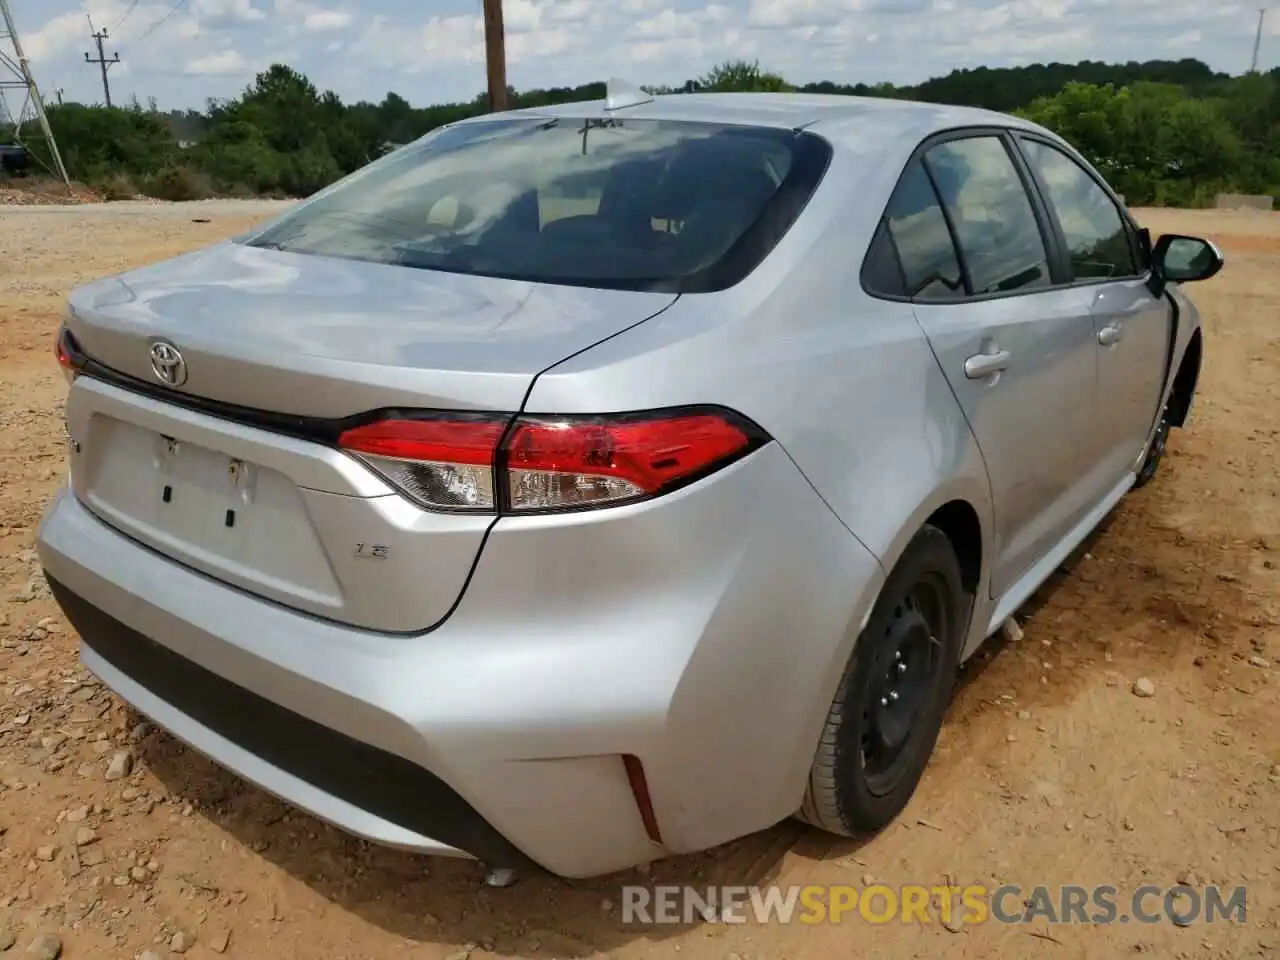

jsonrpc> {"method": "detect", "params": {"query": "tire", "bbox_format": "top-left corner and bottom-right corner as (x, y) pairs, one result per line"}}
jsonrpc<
(798, 524), (967, 835)
(1133, 401), (1171, 489)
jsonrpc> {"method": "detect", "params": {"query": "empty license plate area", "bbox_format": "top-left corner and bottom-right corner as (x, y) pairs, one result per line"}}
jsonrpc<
(79, 415), (343, 606)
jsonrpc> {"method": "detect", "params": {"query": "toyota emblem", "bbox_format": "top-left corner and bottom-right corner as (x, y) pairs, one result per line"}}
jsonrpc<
(149, 340), (188, 387)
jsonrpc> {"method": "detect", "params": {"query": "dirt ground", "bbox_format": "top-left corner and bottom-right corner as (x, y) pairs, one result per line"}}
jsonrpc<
(0, 202), (1276, 959)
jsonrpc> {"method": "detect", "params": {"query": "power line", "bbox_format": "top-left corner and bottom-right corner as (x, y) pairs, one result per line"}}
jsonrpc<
(1250, 8), (1268, 73)
(110, 0), (144, 35)
(84, 26), (121, 107)
(136, 0), (190, 43)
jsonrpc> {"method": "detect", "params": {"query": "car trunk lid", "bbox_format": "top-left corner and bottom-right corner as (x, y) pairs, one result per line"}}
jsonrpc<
(65, 240), (677, 418)
(61, 242), (677, 632)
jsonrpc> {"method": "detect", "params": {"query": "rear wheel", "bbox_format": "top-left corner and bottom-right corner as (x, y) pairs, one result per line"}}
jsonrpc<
(798, 525), (966, 835)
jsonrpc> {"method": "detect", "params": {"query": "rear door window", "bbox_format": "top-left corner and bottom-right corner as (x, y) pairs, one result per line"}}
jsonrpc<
(881, 160), (966, 301)
(924, 137), (1052, 296)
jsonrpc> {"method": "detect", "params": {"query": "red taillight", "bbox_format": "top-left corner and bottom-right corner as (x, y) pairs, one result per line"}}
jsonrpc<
(506, 413), (753, 511)
(336, 408), (765, 514)
(338, 416), (506, 512)
(55, 327), (80, 383)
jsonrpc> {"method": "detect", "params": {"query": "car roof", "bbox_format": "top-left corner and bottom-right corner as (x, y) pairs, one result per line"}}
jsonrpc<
(468, 91), (1048, 150)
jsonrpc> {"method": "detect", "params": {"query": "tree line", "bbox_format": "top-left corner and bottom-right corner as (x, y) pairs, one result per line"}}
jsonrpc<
(4, 56), (1278, 207)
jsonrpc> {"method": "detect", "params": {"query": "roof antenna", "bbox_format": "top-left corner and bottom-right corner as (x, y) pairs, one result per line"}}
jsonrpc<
(606, 76), (654, 111)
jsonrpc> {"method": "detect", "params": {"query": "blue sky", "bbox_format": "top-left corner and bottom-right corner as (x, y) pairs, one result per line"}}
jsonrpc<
(12, 0), (1279, 112)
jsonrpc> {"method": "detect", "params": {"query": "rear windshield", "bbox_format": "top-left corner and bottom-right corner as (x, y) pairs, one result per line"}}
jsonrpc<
(243, 117), (832, 293)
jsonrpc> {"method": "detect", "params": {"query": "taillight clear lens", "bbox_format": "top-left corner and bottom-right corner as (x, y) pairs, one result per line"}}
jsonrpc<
(504, 411), (758, 512)
(337, 417), (506, 512)
(335, 408), (766, 515)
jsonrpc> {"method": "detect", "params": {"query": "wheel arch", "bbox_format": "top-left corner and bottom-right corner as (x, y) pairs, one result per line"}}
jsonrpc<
(873, 478), (993, 626)
(1167, 328), (1202, 428)
(830, 479), (995, 692)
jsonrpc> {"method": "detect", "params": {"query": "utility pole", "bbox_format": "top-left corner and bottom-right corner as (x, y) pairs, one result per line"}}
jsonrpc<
(1251, 8), (1267, 73)
(84, 26), (120, 108)
(0, 0), (70, 184)
(481, 0), (507, 113)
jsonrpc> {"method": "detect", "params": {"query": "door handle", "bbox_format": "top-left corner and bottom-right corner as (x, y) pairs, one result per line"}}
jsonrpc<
(964, 349), (1011, 379)
(1098, 323), (1123, 346)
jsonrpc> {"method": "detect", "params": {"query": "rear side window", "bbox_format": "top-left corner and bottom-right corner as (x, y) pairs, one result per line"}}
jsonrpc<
(924, 137), (1051, 296)
(1020, 139), (1138, 281)
(882, 160), (965, 301)
(244, 118), (831, 293)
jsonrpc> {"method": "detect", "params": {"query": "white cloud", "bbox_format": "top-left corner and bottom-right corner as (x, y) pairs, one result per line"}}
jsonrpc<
(504, 0), (544, 32)
(304, 9), (353, 31)
(15, 0), (1278, 113)
(547, 1), (594, 22)
(22, 11), (85, 64)
(193, 0), (267, 22)
(748, 0), (849, 29)
(186, 50), (252, 75)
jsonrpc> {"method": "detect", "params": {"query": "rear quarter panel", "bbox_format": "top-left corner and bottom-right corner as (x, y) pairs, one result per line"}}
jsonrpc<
(522, 133), (996, 805)
(524, 128), (995, 591)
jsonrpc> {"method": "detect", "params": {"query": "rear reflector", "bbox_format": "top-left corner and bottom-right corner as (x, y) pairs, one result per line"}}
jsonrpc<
(622, 754), (664, 845)
(337, 407), (767, 514)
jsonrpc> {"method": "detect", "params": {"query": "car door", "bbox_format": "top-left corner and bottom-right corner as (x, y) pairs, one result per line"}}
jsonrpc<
(1016, 135), (1173, 486)
(884, 133), (1109, 600)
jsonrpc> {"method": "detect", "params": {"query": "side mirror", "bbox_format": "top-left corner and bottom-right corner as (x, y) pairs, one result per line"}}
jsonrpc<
(1152, 234), (1224, 284)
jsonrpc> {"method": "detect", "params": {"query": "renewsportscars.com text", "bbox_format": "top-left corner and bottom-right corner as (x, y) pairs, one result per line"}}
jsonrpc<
(621, 883), (1247, 926)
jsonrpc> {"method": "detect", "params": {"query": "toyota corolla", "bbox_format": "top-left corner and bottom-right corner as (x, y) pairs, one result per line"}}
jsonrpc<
(38, 85), (1221, 880)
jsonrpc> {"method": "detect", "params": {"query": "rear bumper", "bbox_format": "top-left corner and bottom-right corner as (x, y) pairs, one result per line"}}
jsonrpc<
(37, 442), (884, 879)
(49, 575), (520, 865)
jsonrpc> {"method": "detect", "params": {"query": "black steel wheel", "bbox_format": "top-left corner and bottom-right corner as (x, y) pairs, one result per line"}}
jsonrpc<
(861, 576), (949, 797)
(799, 525), (967, 834)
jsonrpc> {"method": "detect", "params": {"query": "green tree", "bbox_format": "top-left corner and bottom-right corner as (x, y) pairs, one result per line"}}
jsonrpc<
(11, 57), (1274, 207)
(698, 60), (792, 92)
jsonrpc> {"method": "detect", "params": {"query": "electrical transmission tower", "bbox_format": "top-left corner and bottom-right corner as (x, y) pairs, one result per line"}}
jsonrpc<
(0, 0), (70, 184)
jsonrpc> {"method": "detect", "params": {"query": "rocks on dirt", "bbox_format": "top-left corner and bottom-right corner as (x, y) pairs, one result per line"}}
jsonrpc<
(208, 929), (231, 954)
(1132, 678), (1156, 698)
(22, 933), (60, 960)
(11, 574), (51, 604)
(1001, 618), (1024, 643)
(169, 929), (194, 953)
(1247, 655), (1271, 668)
(33, 846), (54, 863)
(105, 750), (134, 781)
(63, 806), (89, 824)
